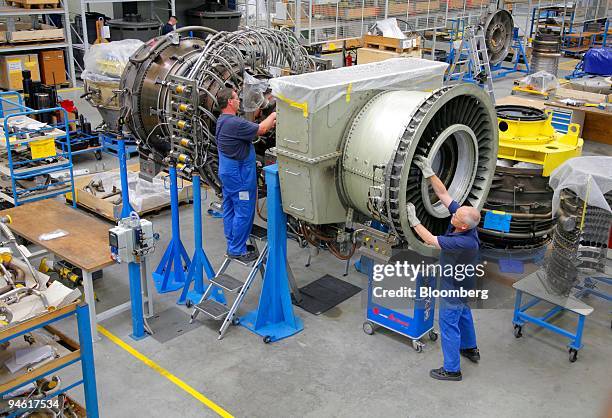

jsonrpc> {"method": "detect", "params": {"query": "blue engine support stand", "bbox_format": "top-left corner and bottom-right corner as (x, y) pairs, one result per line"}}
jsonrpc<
(152, 165), (191, 293)
(240, 164), (303, 342)
(178, 174), (225, 306)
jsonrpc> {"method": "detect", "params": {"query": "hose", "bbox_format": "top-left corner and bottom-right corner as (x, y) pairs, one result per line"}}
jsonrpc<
(0, 221), (43, 290)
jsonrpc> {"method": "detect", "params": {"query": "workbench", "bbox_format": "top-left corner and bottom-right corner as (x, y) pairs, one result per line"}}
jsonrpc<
(0, 199), (153, 342)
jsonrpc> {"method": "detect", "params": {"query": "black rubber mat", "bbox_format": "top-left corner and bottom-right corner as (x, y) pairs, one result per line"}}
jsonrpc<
(293, 274), (362, 315)
(147, 307), (203, 344)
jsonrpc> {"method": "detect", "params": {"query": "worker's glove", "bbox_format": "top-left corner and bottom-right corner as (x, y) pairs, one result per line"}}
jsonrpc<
(406, 203), (421, 227)
(414, 156), (435, 178)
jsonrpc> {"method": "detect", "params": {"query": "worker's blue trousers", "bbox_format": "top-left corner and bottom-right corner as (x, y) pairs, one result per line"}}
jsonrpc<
(218, 150), (257, 256)
(439, 300), (477, 372)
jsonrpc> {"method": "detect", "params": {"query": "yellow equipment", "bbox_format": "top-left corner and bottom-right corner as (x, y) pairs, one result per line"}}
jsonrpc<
(496, 105), (583, 176)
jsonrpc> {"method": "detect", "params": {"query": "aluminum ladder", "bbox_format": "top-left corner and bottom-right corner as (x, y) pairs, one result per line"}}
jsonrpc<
(446, 25), (495, 102)
(189, 227), (268, 340)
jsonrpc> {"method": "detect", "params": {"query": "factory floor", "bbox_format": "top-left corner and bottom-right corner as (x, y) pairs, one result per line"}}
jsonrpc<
(46, 67), (612, 418)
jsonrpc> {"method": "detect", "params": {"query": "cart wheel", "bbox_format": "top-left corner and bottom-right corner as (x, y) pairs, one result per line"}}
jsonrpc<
(569, 348), (578, 363)
(94, 150), (102, 160)
(412, 340), (424, 353)
(428, 330), (438, 342)
(231, 317), (240, 326)
(263, 335), (272, 344)
(363, 321), (375, 335)
(513, 325), (523, 338)
(185, 300), (193, 309)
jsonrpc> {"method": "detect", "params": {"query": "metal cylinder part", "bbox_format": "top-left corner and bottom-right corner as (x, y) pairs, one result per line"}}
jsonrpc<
(530, 32), (561, 76)
(481, 10), (514, 66)
(340, 84), (498, 254)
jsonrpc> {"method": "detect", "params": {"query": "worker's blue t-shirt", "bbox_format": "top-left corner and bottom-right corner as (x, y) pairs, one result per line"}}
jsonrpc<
(215, 114), (259, 161)
(437, 200), (480, 250)
(438, 200), (481, 305)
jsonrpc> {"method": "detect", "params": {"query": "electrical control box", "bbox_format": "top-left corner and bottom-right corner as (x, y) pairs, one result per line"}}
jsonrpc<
(109, 217), (155, 264)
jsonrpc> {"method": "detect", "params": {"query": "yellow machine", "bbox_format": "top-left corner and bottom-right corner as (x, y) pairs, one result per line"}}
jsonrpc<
(496, 105), (583, 176)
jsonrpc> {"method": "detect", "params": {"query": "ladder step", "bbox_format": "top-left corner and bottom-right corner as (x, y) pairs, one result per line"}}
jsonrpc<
(193, 299), (230, 320)
(224, 254), (259, 267)
(211, 273), (244, 292)
(250, 224), (268, 241)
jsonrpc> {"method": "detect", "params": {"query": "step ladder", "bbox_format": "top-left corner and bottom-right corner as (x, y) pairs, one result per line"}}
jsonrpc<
(189, 225), (268, 340)
(446, 25), (495, 102)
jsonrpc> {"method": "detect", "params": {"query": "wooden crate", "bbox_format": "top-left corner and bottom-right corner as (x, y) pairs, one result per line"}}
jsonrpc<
(5, 0), (60, 9)
(357, 46), (422, 64)
(65, 164), (193, 222)
(387, 2), (412, 16)
(0, 23), (64, 43)
(364, 34), (420, 52)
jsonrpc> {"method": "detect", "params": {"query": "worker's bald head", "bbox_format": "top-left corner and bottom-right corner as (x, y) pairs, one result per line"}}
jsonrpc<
(452, 206), (481, 231)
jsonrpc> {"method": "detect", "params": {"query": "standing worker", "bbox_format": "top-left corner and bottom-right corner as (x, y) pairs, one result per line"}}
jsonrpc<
(215, 87), (276, 263)
(161, 15), (178, 35)
(407, 156), (482, 382)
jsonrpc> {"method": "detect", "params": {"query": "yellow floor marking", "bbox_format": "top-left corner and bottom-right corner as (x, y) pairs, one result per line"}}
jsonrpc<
(97, 325), (233, 418)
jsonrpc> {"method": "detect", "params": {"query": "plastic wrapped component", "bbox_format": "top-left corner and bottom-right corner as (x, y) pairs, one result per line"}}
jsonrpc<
(270, 58), (448, 116)
(517, 71), (559, 93)
(549, 156), (612, 216)
(82, 39), (144, 80)
(94, 171), (178, 212)
(241, 72), (269, 112)
(374, 18), (406, 39)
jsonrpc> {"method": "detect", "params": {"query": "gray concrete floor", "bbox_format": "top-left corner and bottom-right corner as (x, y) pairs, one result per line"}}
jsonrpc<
(43, 64), (612, 418)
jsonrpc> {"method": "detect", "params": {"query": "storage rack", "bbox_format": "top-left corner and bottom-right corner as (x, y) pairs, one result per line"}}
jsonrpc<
(0, 0), (76, 88)
(0, 90), (76, 206)
(0, 302), (98, 417)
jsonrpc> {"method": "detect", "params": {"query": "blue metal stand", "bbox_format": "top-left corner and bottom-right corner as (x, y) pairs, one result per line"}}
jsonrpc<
(152, 166), (190, 293)
(178, 174), (225, 306)
(240, 164), (303, 342)
(116, 138), (146, 340)
(491, 28), (530, 79)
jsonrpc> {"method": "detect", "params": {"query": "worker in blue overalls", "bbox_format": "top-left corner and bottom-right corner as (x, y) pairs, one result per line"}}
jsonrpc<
(406, 155), (482, 382)
(215, 87), (277, 263)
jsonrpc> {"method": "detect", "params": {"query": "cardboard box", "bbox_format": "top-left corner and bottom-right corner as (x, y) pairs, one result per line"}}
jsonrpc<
(0, 54), (40, 90)
(39, 49), (66, 85)
(357, 47), (422, 64)
(0, 23), (64, 44)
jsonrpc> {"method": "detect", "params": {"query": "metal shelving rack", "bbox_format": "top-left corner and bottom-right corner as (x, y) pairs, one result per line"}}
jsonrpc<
(74, 0), (175, 53)
(0, 0), (76, 87)
(0, 91), (76, 206)
(252, 0), (494, 47)
(0, 302), (99, 417)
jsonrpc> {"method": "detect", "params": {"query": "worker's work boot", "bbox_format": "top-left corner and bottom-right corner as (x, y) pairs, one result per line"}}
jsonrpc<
(460, 348), (480, 363)
(229, 251), (258, 263)
(429, 367), (462, 381)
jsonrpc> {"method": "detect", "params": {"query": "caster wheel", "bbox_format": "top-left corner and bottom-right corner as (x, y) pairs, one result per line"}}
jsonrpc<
(412, 340), (424, 353)
(569, 348), (578, 363)
(428, 330), (438, 342)
(263, 336), (272, 344)
(185, 300), (193, 309)
(513, 325), (523, 338)
(94, 150), (102, 160)
(363, 321), (375, 335)
(231, 317), (240, 326)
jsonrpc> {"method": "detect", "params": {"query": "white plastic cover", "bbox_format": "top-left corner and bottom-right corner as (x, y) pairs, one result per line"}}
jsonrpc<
(549, 156), (612, 215)
(94, 171), (175, 212)
(81, 39), (144, 82)
(270, 58), (448, 115)
(518, 71), (559, 93)
(242, 72), (269, 112)
(375, 18), (406, 39)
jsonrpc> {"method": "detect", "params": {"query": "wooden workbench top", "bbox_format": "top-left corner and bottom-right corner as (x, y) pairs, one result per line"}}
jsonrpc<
(0, 199), (115, 272)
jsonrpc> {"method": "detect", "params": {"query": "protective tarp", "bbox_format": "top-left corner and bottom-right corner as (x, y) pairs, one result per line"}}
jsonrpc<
(270, 58), (447, 115)
(583, 47), (612, 76)
(517, 71), (559, 93)
(549, 156), (612, 215)
(375, 18), (406, 39)
(92, 171), (174, 212)
(81, 39), (144, 82)
(241, 72), (269, 112)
